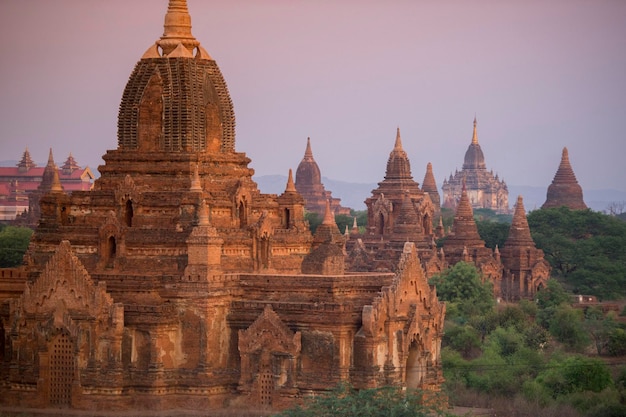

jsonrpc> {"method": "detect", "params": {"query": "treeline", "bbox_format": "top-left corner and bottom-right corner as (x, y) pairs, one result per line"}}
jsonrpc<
(433, 262), (626, 417)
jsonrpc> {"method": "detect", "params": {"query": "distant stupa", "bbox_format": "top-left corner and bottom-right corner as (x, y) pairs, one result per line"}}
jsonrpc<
(542, 147), (587, 210)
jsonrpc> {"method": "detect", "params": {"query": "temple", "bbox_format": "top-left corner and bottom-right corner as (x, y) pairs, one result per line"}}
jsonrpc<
(0, 149), (93, 222)
(541, 147), (587, 210)
(442, 118), (509, 214)
(500, 196), (550, 300)
(294, 137), (351, 217)
(0, 1), (445, 412)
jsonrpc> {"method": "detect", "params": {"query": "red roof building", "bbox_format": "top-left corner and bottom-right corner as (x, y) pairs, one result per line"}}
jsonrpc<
(0, 148), (94, 222)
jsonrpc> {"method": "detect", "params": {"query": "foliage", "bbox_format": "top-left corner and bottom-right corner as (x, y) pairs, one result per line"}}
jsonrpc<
(0, 225), (33, 267)
(548, 304), (590, 352)
(305, 210), (367, 235)
(335, 214), (354, 234)
(429, 262), (495, 319)
(305, 212), (321, 234)
(536, 279), (572, 329)
(475, 220), (509, 250)
(443, 323), (481, 359)
(527, 207), (626, 299)
(272, 384), (451, 417)
(584, 307), (618, 355)
(473, 208), (512, 224)
(607, 328), (626, 356)
(534, 355), (612, 398)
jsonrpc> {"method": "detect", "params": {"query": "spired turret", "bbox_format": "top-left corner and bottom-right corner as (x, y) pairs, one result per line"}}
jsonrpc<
(421, 162), (440, 213)
(542, 147), (587, 210)
(294, 137), (350, 216)
(501, 196), (550, 300)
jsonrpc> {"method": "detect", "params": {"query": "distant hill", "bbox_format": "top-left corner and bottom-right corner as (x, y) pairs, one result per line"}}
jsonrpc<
(254, 175), (626, 214)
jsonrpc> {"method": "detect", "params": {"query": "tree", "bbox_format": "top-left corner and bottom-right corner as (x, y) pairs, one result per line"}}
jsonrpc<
(548, 304), (590, 352)
(0, 226), (33, 267)
(429, 262), (495, 319)
(528, 207), (626, 299)
(535, 355), (612, 397)
(476, 220), (509, 250)
(305, 212), (321, 234)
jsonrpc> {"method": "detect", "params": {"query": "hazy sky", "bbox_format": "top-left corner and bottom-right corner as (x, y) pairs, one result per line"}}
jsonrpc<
(1, 0), (625, 193)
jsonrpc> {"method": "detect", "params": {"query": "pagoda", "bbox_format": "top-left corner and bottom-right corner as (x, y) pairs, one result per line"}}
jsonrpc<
(0, 1), (445, 411)
(443, 182), (503, 296)
(294, 137), (350, 216)
(542, 147), (587, 210)
(500, 196), (550, 300)
(442, 117), (509, 214)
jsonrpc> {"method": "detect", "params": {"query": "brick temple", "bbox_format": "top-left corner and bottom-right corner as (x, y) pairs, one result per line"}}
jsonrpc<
(0, 1), (447, 411)
(542, 147), (587, 210)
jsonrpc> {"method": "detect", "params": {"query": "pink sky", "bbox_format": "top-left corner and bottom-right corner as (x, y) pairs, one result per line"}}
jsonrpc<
(1, 0), (625, 194)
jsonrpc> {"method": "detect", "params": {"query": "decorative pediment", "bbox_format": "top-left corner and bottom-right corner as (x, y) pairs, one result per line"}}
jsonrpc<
(21, 240), (114, 317)
(238, 305), (301, 356)
(115, 174), (138, 203)
(373, 193), (393, 217)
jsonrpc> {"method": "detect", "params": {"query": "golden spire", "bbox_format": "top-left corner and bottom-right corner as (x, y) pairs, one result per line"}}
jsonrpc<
(471, 116), (479, 145)
(151, 0), (206, 57)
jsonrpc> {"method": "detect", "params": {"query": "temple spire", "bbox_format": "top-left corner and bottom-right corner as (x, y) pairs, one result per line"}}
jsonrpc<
(285, 169), (297, 193)
(394, 127), (403, 150)
(304, 137), (313, 160)
(154, 0), (202, 56)
(322, 199), (335, 225)
(471, 116), (479, 145)
(505, 195), (534, 245)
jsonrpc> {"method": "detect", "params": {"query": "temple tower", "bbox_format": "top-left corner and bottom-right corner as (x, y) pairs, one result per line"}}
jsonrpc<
(422, 162), (441, 214)
(442, 118), (509, 213)
(541, 147), (587, 210)
(294, 137), (350, 216)
(364, 128), (432, 241)
(443, 183), (503, 296)
(500, 196), (550, 300)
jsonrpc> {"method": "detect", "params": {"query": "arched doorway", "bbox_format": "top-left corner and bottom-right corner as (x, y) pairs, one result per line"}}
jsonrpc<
(405, 338), (424, 389)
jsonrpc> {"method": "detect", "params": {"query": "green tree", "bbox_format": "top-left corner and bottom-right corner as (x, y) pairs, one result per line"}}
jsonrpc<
(305, 212), (321, 234)
(0, 226), (33, 267)
(335, 214), (353, 234)
(548, 304), (590, 352)
(584, 307), (618, 355)
(534, 355), (612, 398)
(429, 262), (495, 319)
(528, 207), (626, 299)
(476, 220), (510, 250)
